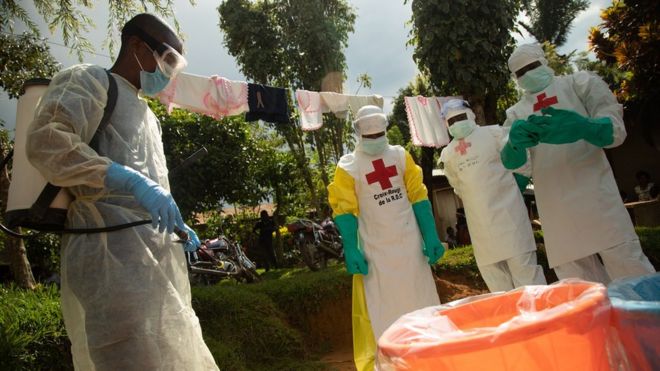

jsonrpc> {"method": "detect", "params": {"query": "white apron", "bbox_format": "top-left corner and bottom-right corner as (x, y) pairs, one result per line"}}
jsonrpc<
(340, 145), (440, 339)
(505, 72), (637, 268)
(440, 126), (536, 266)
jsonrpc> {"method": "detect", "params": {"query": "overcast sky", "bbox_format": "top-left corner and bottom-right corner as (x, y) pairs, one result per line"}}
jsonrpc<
(0, 0), (611, 134)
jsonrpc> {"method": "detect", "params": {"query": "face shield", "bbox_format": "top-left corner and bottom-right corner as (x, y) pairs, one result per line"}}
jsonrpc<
(127, 26), (187, 78)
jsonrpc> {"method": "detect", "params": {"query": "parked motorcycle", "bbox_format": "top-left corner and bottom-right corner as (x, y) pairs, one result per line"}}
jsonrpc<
(186, 235), (259, 285)
(287, 218), (343, 271)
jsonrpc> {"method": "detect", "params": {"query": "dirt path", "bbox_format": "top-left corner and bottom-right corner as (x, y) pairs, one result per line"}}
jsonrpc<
(319, 274), (488, 369)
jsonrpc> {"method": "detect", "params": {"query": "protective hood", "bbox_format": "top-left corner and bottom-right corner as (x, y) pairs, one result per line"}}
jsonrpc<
(508, 43), (548, 74)
(354, 105), (388, 136)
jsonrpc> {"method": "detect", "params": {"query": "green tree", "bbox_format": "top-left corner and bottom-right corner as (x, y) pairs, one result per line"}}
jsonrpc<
(0, 33), (60, 99)
(589, 0), (660, 149)
(218, 0), (356, 213)
(408, 0), (520, 126)
(153, 103), (269, 220)
(519, 0), (589, 47)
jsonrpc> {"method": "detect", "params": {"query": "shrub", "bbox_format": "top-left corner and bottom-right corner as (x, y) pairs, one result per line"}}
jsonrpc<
(0, 284), (70, 371)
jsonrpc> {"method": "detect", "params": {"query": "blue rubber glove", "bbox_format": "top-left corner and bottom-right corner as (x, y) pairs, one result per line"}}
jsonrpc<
(527, 107), (614, 147)
(334, 213), (368, 275)
(182, 224), (201, 252)
(500, 119), (543, 169)
(105, 162), (185, 234)
(412, 200), (445, 264)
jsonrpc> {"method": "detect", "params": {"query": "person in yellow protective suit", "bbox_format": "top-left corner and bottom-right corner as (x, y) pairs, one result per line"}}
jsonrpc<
(501, 43), (655, 283)
(25, 14), (217, 370)
(328, 105), (444, 370)
(438, 99), (546, 292)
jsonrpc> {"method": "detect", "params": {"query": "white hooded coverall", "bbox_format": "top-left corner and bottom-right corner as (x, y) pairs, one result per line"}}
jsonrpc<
(440, 125), (546, 292)
(505, 70), (655, 283)
(26, 64), (218, 370)
(329, 144), (440, 340)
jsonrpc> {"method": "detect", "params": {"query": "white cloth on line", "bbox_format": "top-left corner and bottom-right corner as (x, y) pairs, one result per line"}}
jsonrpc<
(347, 95), (384, 117)
(320, 92), (350, 120)
(404, 96), (450, 147)
(157, 72), (248, 119)
(296, 89), (324, 131)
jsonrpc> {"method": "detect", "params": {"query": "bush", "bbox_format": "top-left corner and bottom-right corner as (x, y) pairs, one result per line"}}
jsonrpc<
(0, 284), (70, 371)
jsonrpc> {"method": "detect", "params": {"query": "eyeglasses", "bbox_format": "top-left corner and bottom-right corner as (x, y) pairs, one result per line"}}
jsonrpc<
(514, 61), (542, 78)
(125, 26), (187, 78)
(447, 112), (468, 126)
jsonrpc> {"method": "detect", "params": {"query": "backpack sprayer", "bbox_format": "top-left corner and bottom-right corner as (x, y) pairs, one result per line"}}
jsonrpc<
(1, 73), (207, 240)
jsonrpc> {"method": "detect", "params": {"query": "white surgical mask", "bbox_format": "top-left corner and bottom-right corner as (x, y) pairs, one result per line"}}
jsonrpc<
(360, 136), (389, 155)
(448, 119), (477, 139)
(518, 65), (554, 93)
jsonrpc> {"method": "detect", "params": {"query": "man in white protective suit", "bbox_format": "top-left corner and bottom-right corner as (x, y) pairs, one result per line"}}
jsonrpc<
(438, 99), (547, 292)
(500, 43), (655, 284)
(328, 105), (444, 371)
(26, 14), (218, 370)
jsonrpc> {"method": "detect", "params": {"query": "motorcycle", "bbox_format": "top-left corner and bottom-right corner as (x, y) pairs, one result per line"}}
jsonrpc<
(287, 218), (343, 271)
(186, 235), (260, 285)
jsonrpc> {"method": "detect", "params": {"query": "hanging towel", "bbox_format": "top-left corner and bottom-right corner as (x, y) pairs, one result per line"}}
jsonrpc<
(404, 96), (451, 147)
(347, 95), (384, 117)
(156, 72), (248, 119)
(320, 92), (350, 120)
(246, 83), (289, 124)
(296, 90), (325, 131)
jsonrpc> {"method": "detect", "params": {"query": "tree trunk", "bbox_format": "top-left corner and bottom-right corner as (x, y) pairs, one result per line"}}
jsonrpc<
(467, 95), (487, 125)
(280, 124), (319, 212)
(6, 234), (36, 289)
(0, 146), (36, 289)
(484, 92), (498, 125)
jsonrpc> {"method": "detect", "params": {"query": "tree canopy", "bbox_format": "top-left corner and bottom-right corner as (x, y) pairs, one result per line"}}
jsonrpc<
(519, 0), (589, 47)
(408, 0), (520, 125)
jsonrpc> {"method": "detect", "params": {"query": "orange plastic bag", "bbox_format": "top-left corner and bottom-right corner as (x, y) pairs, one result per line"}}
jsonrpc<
(377, 280), (628, 371)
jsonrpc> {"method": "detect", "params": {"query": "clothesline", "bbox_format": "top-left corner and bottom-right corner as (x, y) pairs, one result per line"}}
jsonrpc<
(157, 72), (453, 147)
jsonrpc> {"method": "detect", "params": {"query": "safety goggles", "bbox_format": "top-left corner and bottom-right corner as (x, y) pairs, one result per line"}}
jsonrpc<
(514, 60), (542, 78)
(126, 26), (187, 78)
(447, 112), (468, 126)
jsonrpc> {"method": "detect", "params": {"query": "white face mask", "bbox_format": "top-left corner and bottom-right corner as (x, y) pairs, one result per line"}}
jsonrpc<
(518, 65), (554, 93)
(360, 136), (389, 155)
(448, 119), (477, 139)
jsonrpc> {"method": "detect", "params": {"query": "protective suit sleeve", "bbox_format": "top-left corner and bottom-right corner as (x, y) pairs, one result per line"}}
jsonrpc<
(26, 64), (112, 188)
(573, 71), (626, 148)
(403, 151), (428, 203)
(412, 200), (445, 264)
(328, 166), (359, 217)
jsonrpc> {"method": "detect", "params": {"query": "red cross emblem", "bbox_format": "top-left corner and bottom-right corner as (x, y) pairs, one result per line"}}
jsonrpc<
(366, 159), (398, 190)
(455, 139), (472, 155)
(533, 93), (558, 112)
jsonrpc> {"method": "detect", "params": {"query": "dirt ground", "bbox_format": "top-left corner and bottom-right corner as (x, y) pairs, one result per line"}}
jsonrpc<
(319, 273), (488, 370)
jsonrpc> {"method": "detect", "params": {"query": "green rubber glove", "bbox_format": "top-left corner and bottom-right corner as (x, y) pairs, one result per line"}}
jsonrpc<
(412, 200), (445, 264)
(334, 213), (368, 275)
(513, 173), (531, 194)
(500, 119), (543, 169)
(527, 107), (614, 147)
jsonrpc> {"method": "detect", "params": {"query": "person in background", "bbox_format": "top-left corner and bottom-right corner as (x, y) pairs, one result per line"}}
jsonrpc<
(328, 105), (444, 370)
(439, 99), (546, 292)
(501, 43), (655, 284)
(634, 171), (656, 201)
(253, 210), (278, 271)
(25, 13), (217, 370)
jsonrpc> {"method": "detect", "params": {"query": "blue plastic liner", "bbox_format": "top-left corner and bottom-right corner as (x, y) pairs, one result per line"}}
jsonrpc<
(608, 273), (660, 371)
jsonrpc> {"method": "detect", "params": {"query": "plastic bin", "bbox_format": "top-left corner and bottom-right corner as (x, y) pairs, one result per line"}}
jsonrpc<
(377, 280), (627, 370)
(608, 273), (660, 371)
